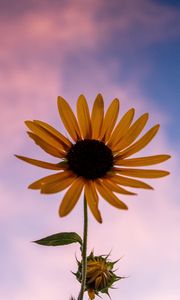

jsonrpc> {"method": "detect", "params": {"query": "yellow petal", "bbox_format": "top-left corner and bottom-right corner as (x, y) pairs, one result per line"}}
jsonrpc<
(77, 95), (91, 138)
(99, 98), (119, 142)
(84, 181), (102, 223)
(87, 270), (102, 284)
(91, 94), (104, 139)
(108, 108), (135, 148)
(95, 276), (102, 289)
(27, 132), (63, 158)
(41, 172), (76, 194)
(25, 121), (66, 153)
(59, 177), (84, 217)
(15, 155), (66, 170)
(111, 174), (153, 189)
(88, 289), (95, 300)
(114, 168), (170, 178)
(115, 154), (171, 166)
(95, 180), (128, 209)
(102, 177), (136, 195)
(101, 273), (108, 289)
(117, 124), (160, 159)
(87, 265), (100, 276)
(113, 113), (149, 152)
(57, 96), (81, 141)
(28, 172), (68, 189)
(33, 120), (71, 149)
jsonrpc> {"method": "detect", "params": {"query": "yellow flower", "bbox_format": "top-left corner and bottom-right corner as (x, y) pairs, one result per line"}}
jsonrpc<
(16, 94), (170, 223)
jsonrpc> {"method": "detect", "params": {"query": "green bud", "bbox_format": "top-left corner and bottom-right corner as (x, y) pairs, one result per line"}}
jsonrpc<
(74, 251), (124, 299)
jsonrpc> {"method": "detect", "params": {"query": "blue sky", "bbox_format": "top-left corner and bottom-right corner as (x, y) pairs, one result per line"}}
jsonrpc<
(0, 0), (180, 299)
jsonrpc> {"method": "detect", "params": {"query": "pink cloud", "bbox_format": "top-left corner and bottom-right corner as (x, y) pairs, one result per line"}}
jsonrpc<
(0, 1), (179, 299)
(0, 0), (179, 65)
(96, 0), (180, 46)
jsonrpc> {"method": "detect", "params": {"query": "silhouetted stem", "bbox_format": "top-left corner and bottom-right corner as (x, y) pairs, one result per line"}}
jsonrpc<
(78, 196), (88, 300)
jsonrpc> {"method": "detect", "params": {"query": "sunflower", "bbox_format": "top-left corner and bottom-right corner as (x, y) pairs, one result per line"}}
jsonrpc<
(16, 94), (170, 223)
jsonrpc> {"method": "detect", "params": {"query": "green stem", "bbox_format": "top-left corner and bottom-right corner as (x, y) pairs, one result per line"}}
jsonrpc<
(78, 196), (88, 300)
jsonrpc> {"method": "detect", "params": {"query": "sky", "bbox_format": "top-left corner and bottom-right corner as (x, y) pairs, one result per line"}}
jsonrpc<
(0, 0), (180, 299)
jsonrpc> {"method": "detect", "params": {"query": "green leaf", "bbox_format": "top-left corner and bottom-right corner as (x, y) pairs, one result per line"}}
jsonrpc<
(33, 232), (82, 246)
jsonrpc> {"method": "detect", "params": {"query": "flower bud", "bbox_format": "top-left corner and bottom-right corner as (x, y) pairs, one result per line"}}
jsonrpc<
(74, 251), (124, 299)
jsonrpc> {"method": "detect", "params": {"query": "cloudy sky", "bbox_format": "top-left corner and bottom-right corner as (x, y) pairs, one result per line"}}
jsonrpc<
(0, 0), (180, 299)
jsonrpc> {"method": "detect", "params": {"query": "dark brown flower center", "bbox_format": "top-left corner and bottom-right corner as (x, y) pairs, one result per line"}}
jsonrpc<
(67, 139), (113, 179)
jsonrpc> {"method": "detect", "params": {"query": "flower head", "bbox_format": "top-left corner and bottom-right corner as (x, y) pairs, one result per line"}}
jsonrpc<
(74, 251), (123, 299)
(16, 94), (170, 222)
